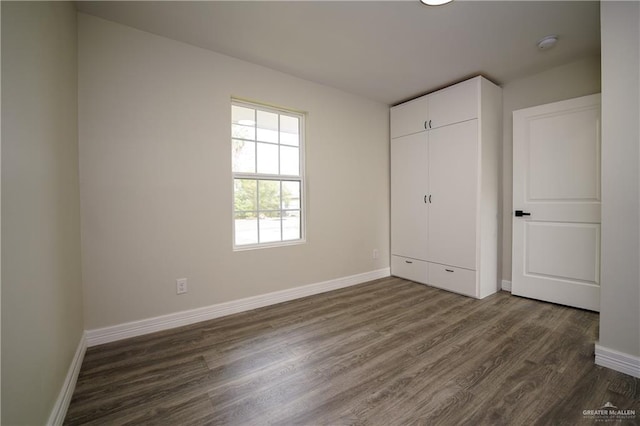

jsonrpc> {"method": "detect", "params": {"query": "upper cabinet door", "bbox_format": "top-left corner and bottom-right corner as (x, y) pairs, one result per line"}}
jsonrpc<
(390, 97), (428, 139)
(427, 78), (479, 130)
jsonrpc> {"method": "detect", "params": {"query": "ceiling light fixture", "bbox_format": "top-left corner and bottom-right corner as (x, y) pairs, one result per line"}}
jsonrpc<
(420, 0), (453, 6)
(537, 35), (558, 50)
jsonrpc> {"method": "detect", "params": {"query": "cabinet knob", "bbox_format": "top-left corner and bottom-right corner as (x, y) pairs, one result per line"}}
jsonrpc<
(429, 119), (432, 129)
(424, 121), (428, 130)
(445, 269), (454, 273)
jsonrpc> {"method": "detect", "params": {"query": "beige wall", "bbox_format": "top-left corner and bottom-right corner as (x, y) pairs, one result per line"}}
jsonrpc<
(78, 14), (390, 330)
(1, 2), (84, 424)
(599, 1), (640, 358)
(500, 56), (601, 282)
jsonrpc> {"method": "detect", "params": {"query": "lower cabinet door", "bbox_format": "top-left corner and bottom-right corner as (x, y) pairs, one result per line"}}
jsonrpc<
(391, 255), (428, 284)
(427, 263), (477, 298)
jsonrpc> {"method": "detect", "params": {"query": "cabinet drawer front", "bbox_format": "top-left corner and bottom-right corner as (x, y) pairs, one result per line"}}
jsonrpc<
(428, 263), (477, 297)
(391, 256), (428, 284)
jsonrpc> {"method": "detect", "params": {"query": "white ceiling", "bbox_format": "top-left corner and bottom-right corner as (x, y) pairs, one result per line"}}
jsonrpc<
(75, 1), (601, 105)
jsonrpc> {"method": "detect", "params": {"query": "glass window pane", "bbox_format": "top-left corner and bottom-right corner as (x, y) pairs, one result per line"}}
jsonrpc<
(232, 106), (255, 126)
(280, 132), (299, 146)
(283, 210), (301, 241)
(234, 179), (257, 212)
(258, 180), (280, 211)
(232, 140), (255, 173)
(232, 124), (255, 140)
(259, 214), (282, 243)
(280, 115), (299, 146)
(232, 102), (304, 248)
(280, 146), (299, 176)
(257, 142), (279, 174)
(282, 181), (300, 210)
(257, 128), (278, 143)
(257, 111), (278, 143)
(235, 214), (258, 245)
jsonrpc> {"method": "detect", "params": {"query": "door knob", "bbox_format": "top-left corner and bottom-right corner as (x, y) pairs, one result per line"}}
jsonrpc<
(515, 210), (531, 217)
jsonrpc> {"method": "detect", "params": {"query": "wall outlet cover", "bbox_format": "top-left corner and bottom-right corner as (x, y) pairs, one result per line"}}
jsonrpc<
(176, 278), (188, 295)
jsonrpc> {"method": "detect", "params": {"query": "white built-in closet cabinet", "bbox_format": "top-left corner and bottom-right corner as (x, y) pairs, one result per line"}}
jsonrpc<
(390, 76), (502, 298)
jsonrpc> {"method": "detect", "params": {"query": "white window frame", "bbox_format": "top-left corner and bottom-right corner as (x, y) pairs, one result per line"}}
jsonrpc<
(231, 99), (306, 250)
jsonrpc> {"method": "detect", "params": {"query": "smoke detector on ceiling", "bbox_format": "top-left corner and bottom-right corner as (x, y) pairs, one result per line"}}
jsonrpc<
(537, 35), (558, 50)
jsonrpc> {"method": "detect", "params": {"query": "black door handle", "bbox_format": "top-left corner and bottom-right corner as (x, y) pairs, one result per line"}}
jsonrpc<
(515, 210), (531, 217)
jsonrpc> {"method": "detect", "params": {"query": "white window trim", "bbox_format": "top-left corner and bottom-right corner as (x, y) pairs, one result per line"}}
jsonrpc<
(231, 99), (306, 250)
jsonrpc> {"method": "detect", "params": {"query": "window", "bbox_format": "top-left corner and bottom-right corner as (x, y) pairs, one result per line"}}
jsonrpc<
(232, 100), (305, 248)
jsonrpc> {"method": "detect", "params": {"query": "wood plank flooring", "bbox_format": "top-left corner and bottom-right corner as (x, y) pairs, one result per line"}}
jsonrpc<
(65, 277), (640, 425)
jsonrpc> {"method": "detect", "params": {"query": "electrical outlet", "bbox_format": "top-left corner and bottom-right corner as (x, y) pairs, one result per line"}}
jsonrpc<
(176, 278), (188, 295)
(373, 249), (379, 259)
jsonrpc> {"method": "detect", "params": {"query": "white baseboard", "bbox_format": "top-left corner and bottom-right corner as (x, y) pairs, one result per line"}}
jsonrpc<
(501, 280), (512, 292)
(86, 268), (391, 347)
(595, 343), (640, 378)
(47, 332), (87, 426)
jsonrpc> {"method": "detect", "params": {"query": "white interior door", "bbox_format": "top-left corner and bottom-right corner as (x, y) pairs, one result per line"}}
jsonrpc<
(512, 94), (601, 311)
(391, 132), (428, 260)
(428, 120), (478, 269)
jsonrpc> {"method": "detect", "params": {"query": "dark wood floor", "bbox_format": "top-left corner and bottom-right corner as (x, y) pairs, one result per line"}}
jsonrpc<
(65, 277), (640, 425)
